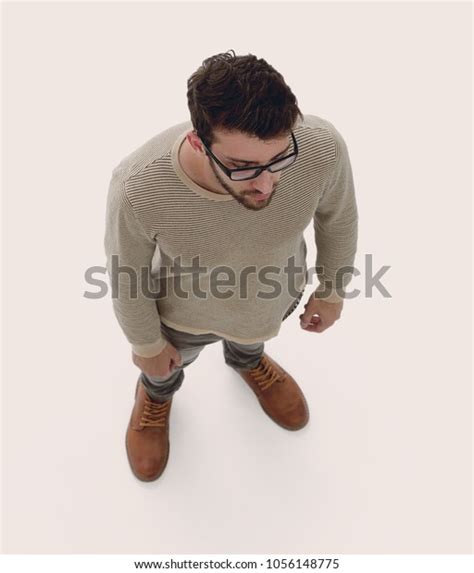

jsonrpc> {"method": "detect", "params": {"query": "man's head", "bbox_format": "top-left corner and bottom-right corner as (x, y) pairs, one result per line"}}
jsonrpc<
(186, 50), (303, 210)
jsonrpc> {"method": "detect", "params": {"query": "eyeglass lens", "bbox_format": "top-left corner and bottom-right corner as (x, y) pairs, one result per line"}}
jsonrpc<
(230, 154), (297, 181)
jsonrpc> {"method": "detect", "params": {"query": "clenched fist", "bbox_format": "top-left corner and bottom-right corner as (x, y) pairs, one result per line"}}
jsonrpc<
(299, 291), (344, 333)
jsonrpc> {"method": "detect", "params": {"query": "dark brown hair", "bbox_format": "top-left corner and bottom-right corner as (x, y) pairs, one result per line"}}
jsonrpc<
(186, 50), (304, 145)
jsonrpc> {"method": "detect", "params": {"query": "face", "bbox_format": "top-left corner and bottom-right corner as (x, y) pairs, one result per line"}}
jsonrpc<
(189, 128), (289, 211)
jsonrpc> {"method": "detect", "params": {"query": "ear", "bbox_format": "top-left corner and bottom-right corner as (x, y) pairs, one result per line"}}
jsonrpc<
(187, 131), (205, 154)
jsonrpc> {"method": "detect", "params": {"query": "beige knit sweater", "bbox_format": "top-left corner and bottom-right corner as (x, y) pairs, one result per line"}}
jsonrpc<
(104, 114), (358, 357)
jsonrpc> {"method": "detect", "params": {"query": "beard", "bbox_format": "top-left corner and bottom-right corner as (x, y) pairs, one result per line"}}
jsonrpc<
(208, 160), (278, 211)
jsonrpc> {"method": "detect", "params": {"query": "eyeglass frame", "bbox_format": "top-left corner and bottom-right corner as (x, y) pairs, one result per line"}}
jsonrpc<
(196, 130), (299, 181)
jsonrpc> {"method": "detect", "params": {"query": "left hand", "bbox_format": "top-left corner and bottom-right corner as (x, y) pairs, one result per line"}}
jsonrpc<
(299, 292), (344, 333)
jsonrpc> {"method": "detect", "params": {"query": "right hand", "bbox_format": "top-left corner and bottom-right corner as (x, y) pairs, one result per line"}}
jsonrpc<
(132, 341), (183, 378)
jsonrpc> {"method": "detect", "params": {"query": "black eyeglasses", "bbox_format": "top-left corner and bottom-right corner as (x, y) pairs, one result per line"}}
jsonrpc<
(197, 131), (299, 181)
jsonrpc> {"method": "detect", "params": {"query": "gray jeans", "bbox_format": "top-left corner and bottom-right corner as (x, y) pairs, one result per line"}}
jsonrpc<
(140, 290), (304, 401)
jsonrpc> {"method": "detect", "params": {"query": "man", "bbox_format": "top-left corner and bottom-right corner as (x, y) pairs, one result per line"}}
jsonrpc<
(104, 50), (358, 482)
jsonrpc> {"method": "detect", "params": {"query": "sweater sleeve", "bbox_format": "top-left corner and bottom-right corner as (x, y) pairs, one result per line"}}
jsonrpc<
(313, 125), (359, 303)
(104, 168), (168, 357)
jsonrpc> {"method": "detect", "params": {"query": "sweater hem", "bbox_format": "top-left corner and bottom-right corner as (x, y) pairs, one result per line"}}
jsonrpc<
(159, 316), (282, 345)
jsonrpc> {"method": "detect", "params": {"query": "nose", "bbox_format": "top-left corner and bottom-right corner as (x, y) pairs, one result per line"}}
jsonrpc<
(251, 169), (275, 194)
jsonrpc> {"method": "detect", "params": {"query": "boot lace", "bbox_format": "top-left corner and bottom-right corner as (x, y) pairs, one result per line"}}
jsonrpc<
(141, 397), (170, 428)
(248, 355), (282, 391)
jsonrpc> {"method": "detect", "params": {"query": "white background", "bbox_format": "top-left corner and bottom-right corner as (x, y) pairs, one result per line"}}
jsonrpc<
(2, 0), (472, 555)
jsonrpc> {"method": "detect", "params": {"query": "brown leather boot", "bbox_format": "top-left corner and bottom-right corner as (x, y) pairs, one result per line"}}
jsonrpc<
(125, 378), (172, 481)
(232, 353), (309, 431)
